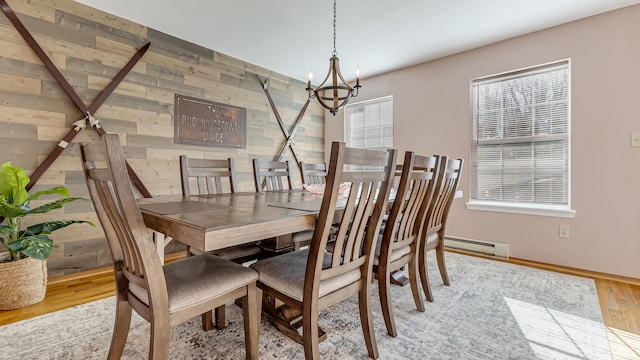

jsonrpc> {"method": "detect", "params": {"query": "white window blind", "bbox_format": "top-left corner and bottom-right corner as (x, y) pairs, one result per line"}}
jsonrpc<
(345, 96), (393, 151)
(471, 61), (570, 210)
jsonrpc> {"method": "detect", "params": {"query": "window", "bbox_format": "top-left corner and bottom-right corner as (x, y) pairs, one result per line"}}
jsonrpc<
(467, 60), (575, 218)
(344, 96), (393, 151)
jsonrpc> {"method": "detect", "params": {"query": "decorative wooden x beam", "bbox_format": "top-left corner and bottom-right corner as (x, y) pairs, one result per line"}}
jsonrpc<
(258, 77), (310, 175)
(0, 0), (152, 197)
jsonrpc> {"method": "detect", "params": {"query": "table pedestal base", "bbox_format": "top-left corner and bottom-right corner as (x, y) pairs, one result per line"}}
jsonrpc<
(260, 234), (296, 256)
(262, 293), (326, 344)
(390, 270), (410, 286)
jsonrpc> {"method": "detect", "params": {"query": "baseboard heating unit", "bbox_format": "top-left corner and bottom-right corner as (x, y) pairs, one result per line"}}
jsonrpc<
(444, 236), (509, 260)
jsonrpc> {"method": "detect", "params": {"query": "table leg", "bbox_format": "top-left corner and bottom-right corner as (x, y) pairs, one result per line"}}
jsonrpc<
(152, 231), (165, 264)
(150, 231), (176, 265)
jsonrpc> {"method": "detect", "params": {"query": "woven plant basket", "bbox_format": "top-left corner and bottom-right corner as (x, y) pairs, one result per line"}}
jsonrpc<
(0, 257), (47, 310)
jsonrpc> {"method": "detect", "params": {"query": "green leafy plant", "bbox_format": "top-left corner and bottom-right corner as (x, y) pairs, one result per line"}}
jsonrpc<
(0, 162), (94, 262)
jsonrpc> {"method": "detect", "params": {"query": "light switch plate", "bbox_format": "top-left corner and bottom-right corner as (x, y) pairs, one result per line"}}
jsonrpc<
(631, 133), (640, 147)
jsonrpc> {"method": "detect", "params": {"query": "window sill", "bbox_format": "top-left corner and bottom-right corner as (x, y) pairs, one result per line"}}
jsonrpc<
(465, 201), (576, 218)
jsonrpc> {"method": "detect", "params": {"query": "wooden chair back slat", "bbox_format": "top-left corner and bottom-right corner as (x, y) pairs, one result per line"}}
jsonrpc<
(329, 187), (356, 268)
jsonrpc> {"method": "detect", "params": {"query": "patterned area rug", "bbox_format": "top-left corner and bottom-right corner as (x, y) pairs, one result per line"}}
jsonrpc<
(0, 252), (611, 359)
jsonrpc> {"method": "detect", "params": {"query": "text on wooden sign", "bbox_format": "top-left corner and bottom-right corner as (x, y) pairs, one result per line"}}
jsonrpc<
(174, 94), (246, 148)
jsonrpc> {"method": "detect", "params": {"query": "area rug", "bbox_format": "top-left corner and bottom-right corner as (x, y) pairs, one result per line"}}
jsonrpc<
(0, 252), (611, 359)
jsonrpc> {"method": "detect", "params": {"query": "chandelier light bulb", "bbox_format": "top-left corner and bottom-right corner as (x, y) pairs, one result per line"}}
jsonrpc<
(306, 71), (314, 91)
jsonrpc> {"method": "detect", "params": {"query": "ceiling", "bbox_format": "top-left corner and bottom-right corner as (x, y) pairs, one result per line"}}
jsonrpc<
(74, 0), (640, 84)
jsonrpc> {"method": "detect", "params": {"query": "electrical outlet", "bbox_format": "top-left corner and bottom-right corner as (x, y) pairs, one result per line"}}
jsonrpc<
(559, 225), (570, 238)
(631, 133), (640, 147)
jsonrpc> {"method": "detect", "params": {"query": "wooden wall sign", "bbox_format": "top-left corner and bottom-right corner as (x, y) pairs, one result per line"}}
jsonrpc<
(174, 94), (246, 148)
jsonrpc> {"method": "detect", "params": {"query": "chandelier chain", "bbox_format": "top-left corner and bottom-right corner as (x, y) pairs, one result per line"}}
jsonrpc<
(306, 0), (360, 116)
(332, 0), (337, 56)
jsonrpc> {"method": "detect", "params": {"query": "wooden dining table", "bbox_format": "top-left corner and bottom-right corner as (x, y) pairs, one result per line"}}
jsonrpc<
(138, 187), (462, 343)
(138, 187), (460, 263)
(138, 189), (326, 261)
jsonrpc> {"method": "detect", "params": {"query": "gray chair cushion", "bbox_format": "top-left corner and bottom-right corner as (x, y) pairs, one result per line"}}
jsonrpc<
(250, 249), (361, 302)
(424, 232), (439, 251)
(373, 234), (411, 266)
(130, 253), (258, 313)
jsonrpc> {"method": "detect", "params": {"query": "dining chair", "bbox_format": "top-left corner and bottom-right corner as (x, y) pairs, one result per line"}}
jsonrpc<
(300, 162), (327, 186)
(252, 159), (295, 191)
(81, 135), (260, 360)
(296, 162), (328, 251)
(418, 156), (463, 302)
(253, 158), (314, 252)
(374, 152), (440, 337)
(250, 142), (397, 360)
(180, 155), (261, 263)
(180, 155), (262, 330)
(180, 156), (238, 195)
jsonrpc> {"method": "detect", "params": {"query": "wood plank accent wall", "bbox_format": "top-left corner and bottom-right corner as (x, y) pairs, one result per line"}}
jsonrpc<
(0, 0), (325, 276)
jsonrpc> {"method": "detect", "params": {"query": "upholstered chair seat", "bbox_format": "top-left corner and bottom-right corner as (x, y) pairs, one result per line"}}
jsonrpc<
(250, 249), (361, 301)
(423, 232), (439, 250)
(373, 234), (411, 266)
(129, 253), (258, 314)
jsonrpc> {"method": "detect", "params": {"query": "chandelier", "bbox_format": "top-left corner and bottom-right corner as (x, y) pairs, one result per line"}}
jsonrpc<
(306, 0), (361, 116)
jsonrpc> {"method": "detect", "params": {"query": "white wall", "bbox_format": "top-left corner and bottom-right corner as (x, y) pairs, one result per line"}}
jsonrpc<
(326, 5), (640, 278)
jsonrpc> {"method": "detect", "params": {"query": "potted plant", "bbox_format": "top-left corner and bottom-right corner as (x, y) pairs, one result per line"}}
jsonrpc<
(0, 162), (94, 310)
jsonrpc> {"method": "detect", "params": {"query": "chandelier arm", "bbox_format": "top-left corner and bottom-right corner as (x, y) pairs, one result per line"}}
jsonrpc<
(331, 58), (339, 109)
(331, 56), (352, 89)
(315, 59), (336, 90)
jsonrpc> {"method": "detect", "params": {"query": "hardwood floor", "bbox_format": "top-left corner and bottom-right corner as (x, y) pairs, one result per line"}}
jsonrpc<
(0, 251), (638, 359)
(503, 256), (640, 360)
(0, 252), (184, 326)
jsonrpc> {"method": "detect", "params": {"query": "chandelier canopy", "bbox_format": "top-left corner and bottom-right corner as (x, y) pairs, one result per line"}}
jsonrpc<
(306, 0), (361, 116)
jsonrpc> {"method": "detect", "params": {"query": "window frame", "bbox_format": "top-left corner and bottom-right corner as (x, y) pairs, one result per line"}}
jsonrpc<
(466, 60), (576, 218)
(344, 95), (394, 151)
